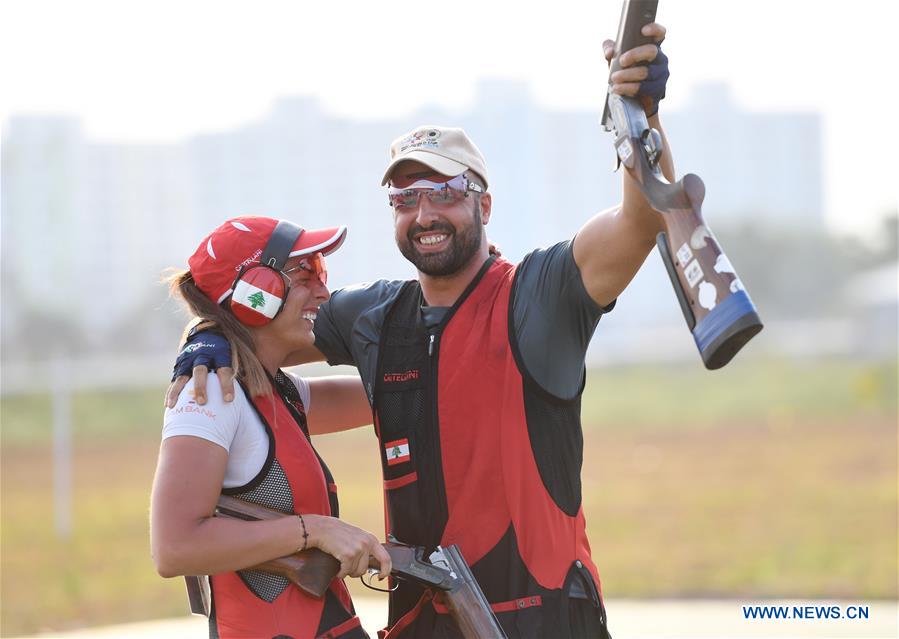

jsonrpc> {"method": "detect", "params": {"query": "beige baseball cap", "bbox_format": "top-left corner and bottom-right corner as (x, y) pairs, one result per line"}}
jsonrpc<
(381, 125), (489, 188)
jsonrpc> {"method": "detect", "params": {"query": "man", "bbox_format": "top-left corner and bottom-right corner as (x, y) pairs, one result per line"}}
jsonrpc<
(169, 23), (671, 638)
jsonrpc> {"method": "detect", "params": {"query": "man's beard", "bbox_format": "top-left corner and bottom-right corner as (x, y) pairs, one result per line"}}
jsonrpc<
(397, 202), (483, 277)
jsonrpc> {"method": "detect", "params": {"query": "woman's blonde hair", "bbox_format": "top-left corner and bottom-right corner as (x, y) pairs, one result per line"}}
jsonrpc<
(167, 269), (270, 397)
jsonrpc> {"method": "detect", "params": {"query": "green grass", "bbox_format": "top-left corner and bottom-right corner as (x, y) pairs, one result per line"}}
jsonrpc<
(580, 358), (897, 430)
(1, 358), (896, 635)
(1, 387), (164, 447)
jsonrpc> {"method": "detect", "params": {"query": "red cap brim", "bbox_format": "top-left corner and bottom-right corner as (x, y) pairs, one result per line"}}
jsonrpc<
(289, 226), (347, 258)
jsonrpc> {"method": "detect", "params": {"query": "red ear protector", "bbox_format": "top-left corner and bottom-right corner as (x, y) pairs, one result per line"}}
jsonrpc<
(229, 221), (303, 327)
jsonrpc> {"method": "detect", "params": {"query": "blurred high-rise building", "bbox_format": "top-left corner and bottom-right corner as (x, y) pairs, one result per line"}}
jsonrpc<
(663, 83), (823, 227)
(1, 80), (823, 355)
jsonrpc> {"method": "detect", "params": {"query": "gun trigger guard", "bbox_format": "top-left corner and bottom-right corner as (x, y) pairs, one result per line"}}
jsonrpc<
(360, 571), (398, 593)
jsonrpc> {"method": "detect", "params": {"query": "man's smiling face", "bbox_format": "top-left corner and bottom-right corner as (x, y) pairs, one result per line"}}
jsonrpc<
(388, 161), (487, 277)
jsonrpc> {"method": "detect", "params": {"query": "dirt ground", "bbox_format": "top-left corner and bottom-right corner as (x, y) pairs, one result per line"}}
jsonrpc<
(1, 393), (895, 636)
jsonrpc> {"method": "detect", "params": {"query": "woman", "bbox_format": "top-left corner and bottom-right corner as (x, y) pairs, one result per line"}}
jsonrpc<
(151, 216), (390, 639)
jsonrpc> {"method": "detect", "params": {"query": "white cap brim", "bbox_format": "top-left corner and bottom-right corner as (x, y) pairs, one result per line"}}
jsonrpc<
(381, 150), (469, 186)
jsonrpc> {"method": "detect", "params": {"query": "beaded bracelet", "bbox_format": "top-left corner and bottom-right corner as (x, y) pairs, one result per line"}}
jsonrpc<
(296, 514), (309, 553)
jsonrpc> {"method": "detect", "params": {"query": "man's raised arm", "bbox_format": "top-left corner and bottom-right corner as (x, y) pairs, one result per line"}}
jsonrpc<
(573, 22), (672, 308)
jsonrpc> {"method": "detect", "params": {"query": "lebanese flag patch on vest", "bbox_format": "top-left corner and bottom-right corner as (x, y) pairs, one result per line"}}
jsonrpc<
(385, 438), (410, 466)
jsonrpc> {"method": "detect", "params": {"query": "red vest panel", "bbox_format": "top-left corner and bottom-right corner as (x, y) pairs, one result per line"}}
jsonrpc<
(209, 375), (364, 639)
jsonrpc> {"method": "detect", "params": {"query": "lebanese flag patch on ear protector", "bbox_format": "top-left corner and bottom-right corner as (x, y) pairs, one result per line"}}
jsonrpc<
(231, 267), (287, 326)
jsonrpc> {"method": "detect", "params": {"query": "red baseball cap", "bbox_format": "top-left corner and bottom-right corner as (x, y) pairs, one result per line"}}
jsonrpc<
(188, 216), (347, 304)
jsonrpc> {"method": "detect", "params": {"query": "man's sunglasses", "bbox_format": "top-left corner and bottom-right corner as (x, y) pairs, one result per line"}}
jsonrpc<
(387, 174), (483, 210)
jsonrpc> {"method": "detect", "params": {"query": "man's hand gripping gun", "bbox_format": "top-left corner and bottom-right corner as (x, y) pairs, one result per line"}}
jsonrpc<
(602, 0), (763, 369)
(184, 495), (507, 639)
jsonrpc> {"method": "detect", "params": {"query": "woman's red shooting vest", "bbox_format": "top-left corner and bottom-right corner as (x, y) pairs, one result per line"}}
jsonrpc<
(208, 373), (367, 639)
(374, 258), (607, 638)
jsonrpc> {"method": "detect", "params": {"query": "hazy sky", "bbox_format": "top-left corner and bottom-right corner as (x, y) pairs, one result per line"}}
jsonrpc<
(2, 0), (897, 238)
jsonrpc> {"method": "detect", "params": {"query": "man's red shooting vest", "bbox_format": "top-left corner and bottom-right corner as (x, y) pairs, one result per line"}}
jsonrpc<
(373, 258), (606, 638)
(208, 373), (367, 639)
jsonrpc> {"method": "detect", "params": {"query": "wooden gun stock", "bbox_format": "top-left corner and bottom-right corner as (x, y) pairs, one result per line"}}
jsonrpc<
(215, 495), (340, 598)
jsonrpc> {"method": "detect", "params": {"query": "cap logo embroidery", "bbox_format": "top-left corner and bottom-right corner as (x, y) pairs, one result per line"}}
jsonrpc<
(235, 248), (263, 272)
(399, 129), (441, 153)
